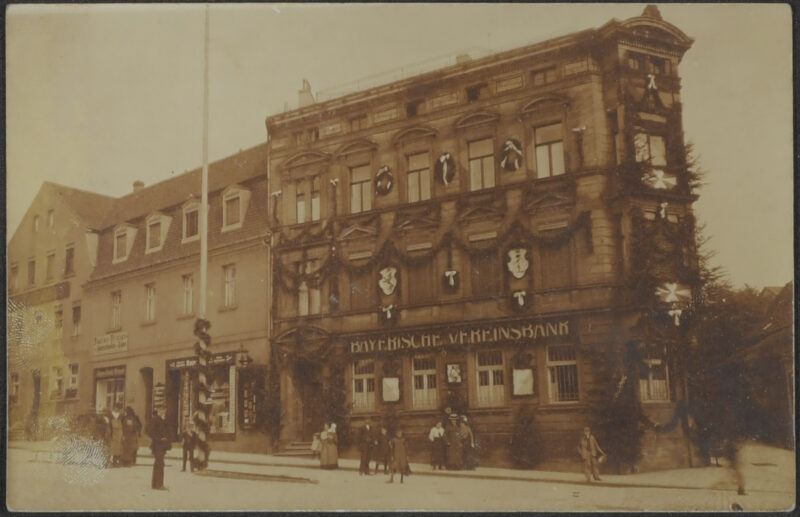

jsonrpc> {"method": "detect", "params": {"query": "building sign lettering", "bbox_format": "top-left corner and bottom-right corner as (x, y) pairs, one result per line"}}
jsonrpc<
(167, 352), (235, 370)
(349, 319), (570, 355)
(94, 332), (129, 355)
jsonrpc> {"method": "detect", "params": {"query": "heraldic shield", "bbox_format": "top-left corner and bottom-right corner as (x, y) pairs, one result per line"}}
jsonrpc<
(379, 266), (398, 295)
(507, 248), (530, 279)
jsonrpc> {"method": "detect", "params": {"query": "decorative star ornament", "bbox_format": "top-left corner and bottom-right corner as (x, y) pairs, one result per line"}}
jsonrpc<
(656, 283), (691, 304)
(642, 169), (677, 190)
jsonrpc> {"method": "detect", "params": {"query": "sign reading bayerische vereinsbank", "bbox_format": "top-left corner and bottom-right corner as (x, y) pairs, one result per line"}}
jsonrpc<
(349, 318), (571, 355)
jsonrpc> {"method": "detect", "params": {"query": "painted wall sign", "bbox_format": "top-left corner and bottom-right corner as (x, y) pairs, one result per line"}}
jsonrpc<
(167, 352), (235, 370)
(94, 332), (129, 355)
(349, 318), (571, 355)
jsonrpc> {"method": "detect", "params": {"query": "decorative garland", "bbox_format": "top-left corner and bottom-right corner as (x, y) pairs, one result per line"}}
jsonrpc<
(435, 152), (456, 185)
(375, 166), (393, 195)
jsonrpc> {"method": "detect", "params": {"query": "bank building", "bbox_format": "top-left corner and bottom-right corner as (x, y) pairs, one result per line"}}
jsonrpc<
(266, 5), (698, 470)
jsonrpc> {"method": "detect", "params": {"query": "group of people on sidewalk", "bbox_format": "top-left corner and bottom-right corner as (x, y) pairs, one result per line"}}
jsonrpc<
(98, 403), (143, 468)
(428, 416), (477, 471)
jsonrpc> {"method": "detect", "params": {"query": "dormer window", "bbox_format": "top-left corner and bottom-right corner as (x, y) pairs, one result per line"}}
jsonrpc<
(182, 200), (200, 243)
(113, 224), (137, 263)
(145, 213), (171, 254)
(222, 185), (251, 232)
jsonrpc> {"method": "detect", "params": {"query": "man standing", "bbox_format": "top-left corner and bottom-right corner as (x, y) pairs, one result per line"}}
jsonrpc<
(358, 420), (377, 475)
(181, 423), (197, 472)
(577, 426), (605, 482)
(149, 408), (170, 490)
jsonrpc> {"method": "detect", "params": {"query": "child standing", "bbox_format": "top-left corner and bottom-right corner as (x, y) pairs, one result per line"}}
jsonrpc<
(387, 429), (408, 484)
(181, 423), (197, 472)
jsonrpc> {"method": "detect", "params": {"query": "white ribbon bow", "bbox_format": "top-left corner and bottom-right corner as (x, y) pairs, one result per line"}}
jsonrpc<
(382, 305), (394, 320)
(439, 153), (451, 185)
(668, 307), (682, 326)
(445, 270), (458, 286)
(647, 73), (657, 90)
(513, 290), (526, 306)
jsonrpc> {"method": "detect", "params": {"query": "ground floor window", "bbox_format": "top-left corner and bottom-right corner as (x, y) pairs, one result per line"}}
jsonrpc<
(639, 346), (670, 402)
(412, 356), (438, 409)
(95, 366), (126, 411)
(209, 364), (236, 434)
(476, 350), (506, 407)
(239, 368), (265, 431)
(547, 344), (579, 402)
(352, 359), (376, 411)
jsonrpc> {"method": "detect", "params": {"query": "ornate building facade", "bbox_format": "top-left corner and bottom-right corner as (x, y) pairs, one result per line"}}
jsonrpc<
(266, 6), (698, 470)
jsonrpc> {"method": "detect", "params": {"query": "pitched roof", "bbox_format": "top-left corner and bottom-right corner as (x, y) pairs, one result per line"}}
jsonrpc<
(44, 182), (118, 229)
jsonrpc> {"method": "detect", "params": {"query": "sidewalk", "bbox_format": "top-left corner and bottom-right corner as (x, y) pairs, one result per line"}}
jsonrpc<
(10, 439), (792, 495)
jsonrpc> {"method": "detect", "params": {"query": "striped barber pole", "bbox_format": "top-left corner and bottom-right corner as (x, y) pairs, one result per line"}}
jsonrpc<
(192, 317), (212, 470)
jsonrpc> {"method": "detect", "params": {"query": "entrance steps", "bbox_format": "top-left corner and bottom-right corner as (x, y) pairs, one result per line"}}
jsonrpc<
(274, 441), (315, 457)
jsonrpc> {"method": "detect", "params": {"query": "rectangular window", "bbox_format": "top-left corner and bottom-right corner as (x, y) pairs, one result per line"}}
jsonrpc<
(10, 373), (19, 404)
(144, 283), (157, 322)
(352, 359), (376, 411)
(540, 239), (571, 289)
(295, 180), (306, 224)
(468, 138), (496, 191)
(115, 231), (127, 260)
(51, 366), (64, 399)
(10, 265), (18, 293)
(412, 356), (438, 409)
(350, 115), (367, 131)
(46, 252), (55, 281)
(350, 165), (372, 213)
(534, 123), (565, 178)
(408, 259), (434, 304)
(471, 250), (501, 297)
(532, 67), (557, 86)
(547, 345), (579, 402)
(477, 350), (506, 407)
(223, 264), (236, 307)
(349, 267), (374, 311)
(33, 215), (40, 232)
(64, 245), (75, 276)
(466, 84), (487, 102)
(184, 208), (199, 240)
(110, 291), (122, 330)
(72, 304), (82, 337)
(147, 221), (161, 249)
(182, 274), (194, 315)
(311, 176), (321, 221)
(54, 306), (63, 336)
(407, 152), (431, 203)
(225, 196), (241, 226)
(28, 259), (36, 285)
(66, 363), (79, 398)
(628, 53), (643, 70)
(639, 348), (670, 402)
(297, 261), (321, 316)
(634, 133), (667, 167)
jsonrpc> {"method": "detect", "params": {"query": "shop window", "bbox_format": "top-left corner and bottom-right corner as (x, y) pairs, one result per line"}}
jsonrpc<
(531, 66), (557, 86)
(144, 283), (157, 322)
(71, 304), (82, 337)
(534, 123), (565, 178)
(468, 138), (496, 191)
(408, 259), (434, 304)
(110, 290), (122, 330)
(634, 132), (667, 167)
(50, 366), (64, 400)
(639, 347), (670, 402)
(349, 267), (374, 311)
(239, 368), (264, 431)
(66, 363), (79, 399)
(412, 356), (438, 409)
(297, 260), (321, 316)
(352, 359), (376, 411)
(10, 373), (19, 404)
(27, 259), (35, 285)
(477, 350), (506, 407)
(540, 239), (572, 289)
(209, 364), (236, 434)
(222, 264), (236, 308)
(407, 152), (431, 203)
(547, 344), (579, 402)
(46, 252), (55, 281)
(183, 204), (199, 242)
(182, 274), (194, 315)
(350, 164), (372, 214)
(64, 245), (75, 277)
(471, 249), (501, 297)
(10, 264), (18, 293)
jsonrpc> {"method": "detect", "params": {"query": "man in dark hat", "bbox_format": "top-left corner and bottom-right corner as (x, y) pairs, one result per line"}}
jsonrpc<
(148, 408), (170, 490)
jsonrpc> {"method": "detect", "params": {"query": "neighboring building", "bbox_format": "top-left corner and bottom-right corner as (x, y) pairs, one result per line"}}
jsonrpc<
(8, 182), (115, 438)
(265, 6), (697, 470)
(80, 143), (272, 451)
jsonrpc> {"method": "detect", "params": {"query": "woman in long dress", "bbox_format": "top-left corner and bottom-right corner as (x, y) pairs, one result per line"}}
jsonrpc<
(320, 423), (339, 469)
(446, 418), (464, 470)
(428, 421), (446, 470)
(120, 406), (140, 466)
(387, 429), (408, 484)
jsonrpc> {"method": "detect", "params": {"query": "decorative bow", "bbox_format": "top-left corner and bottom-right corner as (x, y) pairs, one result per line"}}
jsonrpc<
(381, 305), (394, 320)
(647, 74), (657, 90)
(512, 290), (526, 307)
(329, 178), (339, 187)
(668, 308), (683, 326)
(439, 153), (452, 185)
(445, 270), (458, 286)
(500, 140), (523, 170)
(656, 283), (691, 304)
(270, 190), (282, 197)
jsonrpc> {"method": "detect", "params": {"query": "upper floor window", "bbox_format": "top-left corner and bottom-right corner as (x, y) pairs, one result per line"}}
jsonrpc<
(406, 101), (421, 118)
(110, 290), (122, 330)
(407, 152), (431, 203)
(408, 258), (434, 304)
(350, 164), (372, 214)
(182, 274), (194, 315)
(50, 366), (64, 400)
(45, 251), (55, 281)
(350, 115), (367, 131)
(296, 176), (321, 224)
(145, 212), (174, 252)
(349, 266), (375, 310)
(531, 66), (557, 86)
(297, 261), (321, 316)
(47, 209), (55, 228)
(113, 224), (137, 263)
(627, 52), (644, 71)
(540, 235), (572, 289)
(33, 215), (40, 233)
(222, 263), (236, 307)
(534, 123), (565, 178)
(634, 132), (666, 168)
(466, 83), (488, 102)
(222, 185), (251, 232)
(468, 138), (496, 191)
(182, 202), (200, 242)
(639, 347), (670, 402)
(10, 264), (18, 293)
(547, 344), (579, 403)
(146, 220), (162, 251)
(647, 56), (670, 76)
(27, 259), (36, 285)
(477, 350), (506, 407)
(64, 245), (75, 277)
(144, 283), (157, 322)
(71, 303), (82, 337)
(54, 305), (63, 337)
(471, 249), (501, 297)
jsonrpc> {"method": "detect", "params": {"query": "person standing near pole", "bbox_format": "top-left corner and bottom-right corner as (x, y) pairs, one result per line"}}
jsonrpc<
(577, 426), (605, 482)
(358, 420), (377, 475)
(149, 408), (170, 490)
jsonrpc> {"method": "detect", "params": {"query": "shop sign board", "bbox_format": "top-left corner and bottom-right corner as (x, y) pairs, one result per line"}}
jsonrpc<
(94, 332), (128, 355)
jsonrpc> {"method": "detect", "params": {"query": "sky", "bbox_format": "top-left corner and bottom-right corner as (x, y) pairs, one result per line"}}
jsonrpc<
(6, 3), (793, 288)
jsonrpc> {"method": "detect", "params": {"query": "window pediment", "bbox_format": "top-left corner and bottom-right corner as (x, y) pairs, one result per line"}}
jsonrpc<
(390, 125), (438, 145)
(335, 138), (378, 159)
(520, 94), (571, 117)
(621, 18), (694, 48)
(454, 110), (501, 130)
(281, 149), (331, 171)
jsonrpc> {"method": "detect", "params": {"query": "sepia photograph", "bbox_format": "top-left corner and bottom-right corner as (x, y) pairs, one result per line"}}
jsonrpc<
(5, 3), (794, 512)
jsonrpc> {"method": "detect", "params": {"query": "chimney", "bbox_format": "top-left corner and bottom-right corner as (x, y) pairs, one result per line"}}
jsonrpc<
(456, 53), (472, 65)
(298, 79), (315, 108)
(133, 180), (145, 193)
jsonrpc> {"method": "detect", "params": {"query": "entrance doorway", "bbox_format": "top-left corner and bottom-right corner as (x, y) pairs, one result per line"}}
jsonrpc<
(294, 361), (324, 441)
(140, 367), (153, 432)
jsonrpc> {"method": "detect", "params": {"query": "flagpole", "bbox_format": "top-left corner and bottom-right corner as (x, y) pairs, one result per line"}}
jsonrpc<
(200, 3), (209, 318)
